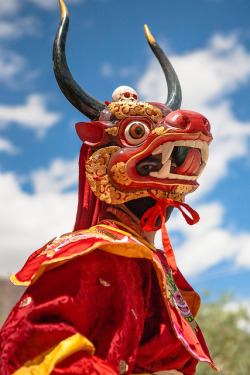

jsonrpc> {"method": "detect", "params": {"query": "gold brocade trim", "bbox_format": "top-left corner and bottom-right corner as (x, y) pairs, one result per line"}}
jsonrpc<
(11, 222), (158, 287)
(98, 221), (156, 252)
(108, 101), (162, 122)
(11, 241), (105, 286)
(96, 228), (120, 241)
(10, 274), (30, 286)
(13, 333), (95, 374)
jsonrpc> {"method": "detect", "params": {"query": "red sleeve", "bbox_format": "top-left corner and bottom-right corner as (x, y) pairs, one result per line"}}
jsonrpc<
(0, 250), (150, 374)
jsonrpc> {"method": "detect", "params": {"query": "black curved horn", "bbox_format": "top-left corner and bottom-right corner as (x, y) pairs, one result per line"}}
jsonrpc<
(144, 25), (182, 110)
(53, 0), (106, 120)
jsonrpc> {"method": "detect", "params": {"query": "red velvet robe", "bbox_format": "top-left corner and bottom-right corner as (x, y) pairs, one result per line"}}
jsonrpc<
(0, 221), (216, 374)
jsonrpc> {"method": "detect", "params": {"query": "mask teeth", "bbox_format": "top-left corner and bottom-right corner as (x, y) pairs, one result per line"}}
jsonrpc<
(149, 140), (209, 181)
(152, 144), (163, 155)
(162, 143), (174, 164)
(150, 160), (171, 179)
(151, 142), (174, 163)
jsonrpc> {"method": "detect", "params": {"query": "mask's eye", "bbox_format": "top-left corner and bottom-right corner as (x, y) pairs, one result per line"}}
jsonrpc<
(124, 121), (150, 145)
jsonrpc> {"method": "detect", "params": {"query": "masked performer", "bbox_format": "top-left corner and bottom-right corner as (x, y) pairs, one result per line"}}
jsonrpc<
(0, 1), (217, 374)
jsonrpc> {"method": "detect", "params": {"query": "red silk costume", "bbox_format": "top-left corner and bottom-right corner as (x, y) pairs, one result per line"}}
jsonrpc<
(0, 146), (216, 375)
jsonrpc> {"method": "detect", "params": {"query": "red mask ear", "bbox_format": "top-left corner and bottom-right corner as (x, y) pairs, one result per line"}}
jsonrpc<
(75, 121), (109, 147)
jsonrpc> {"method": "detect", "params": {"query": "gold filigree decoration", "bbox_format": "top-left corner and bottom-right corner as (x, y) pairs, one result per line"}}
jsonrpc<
(111, 162), (133, 186)
(175, 185), (193, 194)
(108, 101), (162, 123)
(85, 146), (186, 204)
(96, 228), (120, 240)
(86, 146), (120, 204)
(105, 127), (119, 137)
(152, 126), (165, 135)
(149, 190), (184, 202)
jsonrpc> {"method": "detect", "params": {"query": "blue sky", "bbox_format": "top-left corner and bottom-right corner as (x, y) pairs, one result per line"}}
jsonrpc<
(0, 0), (250, 305)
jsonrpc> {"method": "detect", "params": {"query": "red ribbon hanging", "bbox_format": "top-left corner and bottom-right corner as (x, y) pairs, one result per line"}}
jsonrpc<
(140, 191), (200, 273)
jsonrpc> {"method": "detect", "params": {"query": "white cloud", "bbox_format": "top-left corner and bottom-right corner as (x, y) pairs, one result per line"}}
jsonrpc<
(0, 94), (61, 137)
(0, 159), (78, 277)
(0, 45), (39, 89)
(179, 33), (250, 108)
(138, 33), (250, 107)
(156, 202), (250, 277)
(31, 157), (78, 194)
(26, 0), (83, 10)
(187, 101), (250, 202)
(0, 48), (27, 86)
(0, 17), (38, 40)
(0, 0), (20, 17)
(0, 137), (19, 154)
(100, 62), (113, 78)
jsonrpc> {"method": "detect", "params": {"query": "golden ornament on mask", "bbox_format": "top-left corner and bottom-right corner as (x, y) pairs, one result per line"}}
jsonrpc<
(152, 126), (166, 135)
(108, 101), (162, 122)
(105, 127), (119, 136)
(175, 185), (193, 194)
(111, 162), (133, 186)
(85, 146), (185, 204)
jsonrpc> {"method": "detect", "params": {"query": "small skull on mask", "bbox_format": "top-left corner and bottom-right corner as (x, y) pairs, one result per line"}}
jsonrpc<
(112, 86), (138, 103)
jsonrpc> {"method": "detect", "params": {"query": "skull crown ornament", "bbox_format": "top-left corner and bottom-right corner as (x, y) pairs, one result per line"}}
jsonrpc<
(112, 86), (138, 103)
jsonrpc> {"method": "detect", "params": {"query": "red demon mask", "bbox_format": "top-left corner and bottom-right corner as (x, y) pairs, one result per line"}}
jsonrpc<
(53, 0), (212, 205)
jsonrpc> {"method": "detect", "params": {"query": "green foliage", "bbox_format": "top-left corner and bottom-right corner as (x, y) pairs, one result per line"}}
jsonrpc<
(195, 294), (250, 375)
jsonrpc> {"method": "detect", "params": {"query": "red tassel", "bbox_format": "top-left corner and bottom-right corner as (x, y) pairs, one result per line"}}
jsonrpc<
(140, 191), (200, 273)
